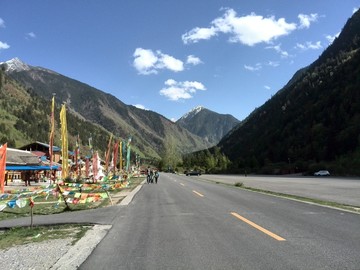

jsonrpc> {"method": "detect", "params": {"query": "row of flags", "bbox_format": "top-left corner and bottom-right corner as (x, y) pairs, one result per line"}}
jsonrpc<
(0, 97), (135, 192)
(0, 181), (130, 211)
(48, 98), (133, 180)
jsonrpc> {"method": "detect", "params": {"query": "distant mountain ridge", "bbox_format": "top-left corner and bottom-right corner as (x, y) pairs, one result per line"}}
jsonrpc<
(177, 106), (240, 145)
(0, 58), (211, 161)
(179, 106), (205, 121)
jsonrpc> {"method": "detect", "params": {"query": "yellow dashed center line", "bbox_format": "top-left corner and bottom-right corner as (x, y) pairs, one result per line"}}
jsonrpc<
(180, 183), (185, 186)
(230, 212), (286, 241)
(192, 190), (204, 197)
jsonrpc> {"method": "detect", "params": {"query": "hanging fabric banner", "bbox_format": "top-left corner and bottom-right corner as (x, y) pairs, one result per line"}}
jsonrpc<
(49, 96), (55, 169)
(0, 143), (7, 193)
(75, 134), (80, 177)
(105, 134), (113, 173)
(85, 158), (89, 178)
(92, 151), (98, 182)
(113, 140), (119, 174)
(119, 141), (123, 171)
(88, 135), (93, 155)
(60, 104), (69, 179)
(126, 137), (132, 172)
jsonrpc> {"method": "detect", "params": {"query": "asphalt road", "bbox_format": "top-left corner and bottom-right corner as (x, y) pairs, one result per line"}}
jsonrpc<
(79, 173), (360, 270)
(198, 174), (360, 206)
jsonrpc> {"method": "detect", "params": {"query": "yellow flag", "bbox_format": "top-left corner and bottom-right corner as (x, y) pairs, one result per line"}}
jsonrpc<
(60, 104), (68, 179)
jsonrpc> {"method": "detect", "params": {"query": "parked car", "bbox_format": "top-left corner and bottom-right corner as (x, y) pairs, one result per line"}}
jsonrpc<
(314, 170), (330, 176)
(185, 170), (201, 176)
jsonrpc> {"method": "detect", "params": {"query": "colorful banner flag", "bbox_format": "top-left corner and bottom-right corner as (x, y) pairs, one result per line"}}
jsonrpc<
(75, 134), (80, 177)
(0, 143), (7, 193)
(113, 140), (119, 173)
(85, 158), (89, 178)
(49, 96), (55, 169)
(60, 104), (68, 179)
(119, 141), (123, 171)
(105, 134), (113, 173)
(88, 135), (93, 154)
(126, 137), (132, 172)
(92, 151), (98, 182)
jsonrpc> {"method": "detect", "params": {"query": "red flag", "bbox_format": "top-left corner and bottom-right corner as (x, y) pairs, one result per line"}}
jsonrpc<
(85, 158), (89, 178)
(105, 134), (113, 173)
(74, 146), (78, 177)
(92, 151), (98, 182)
(113, 140), (119, 173)
(29, 196), (35, 208)
(75, 134), (80, 176)
(0, 143), (7, 193)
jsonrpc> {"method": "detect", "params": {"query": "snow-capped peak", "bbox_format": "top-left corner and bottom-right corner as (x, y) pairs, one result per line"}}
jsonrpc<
(0, 57), (31, 73)
(180, 106), (205, 120)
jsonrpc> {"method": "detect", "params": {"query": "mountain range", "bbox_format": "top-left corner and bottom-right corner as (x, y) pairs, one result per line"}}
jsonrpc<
(215, 8), (360, 175)
(3, 8), (359, 175)
(176, 106), (240, 145)
(0, 59), (239, 165)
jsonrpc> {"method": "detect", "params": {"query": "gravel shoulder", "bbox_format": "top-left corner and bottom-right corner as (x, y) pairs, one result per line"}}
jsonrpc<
(0, 225), (112, 270)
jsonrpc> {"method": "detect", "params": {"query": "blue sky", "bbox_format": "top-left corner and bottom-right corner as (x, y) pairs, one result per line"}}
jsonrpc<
(0, 1), (359, 121)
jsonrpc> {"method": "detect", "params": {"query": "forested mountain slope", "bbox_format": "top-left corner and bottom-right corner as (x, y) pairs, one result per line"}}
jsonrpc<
(217, 9), (360, 175)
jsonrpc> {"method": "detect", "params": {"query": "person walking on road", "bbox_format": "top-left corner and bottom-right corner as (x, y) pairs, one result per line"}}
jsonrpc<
(154, 170), (159, 184)
(146, 167), (151, 184)
(150, 169), (154, 183)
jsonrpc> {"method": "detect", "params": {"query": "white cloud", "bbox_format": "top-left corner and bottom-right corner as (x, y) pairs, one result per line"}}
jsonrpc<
(0, 41), (10, 50)
(244, 63), (262, 71)
(133, 48), (184, 75)
(267, 61), (280, 67)
(26, 32), (36, 39)
(133, 48), (158, 75)
(0, 18), (5, 28)
(298, 13), (319, 29)
(295, 41), (322, 50)
(264, 85), (271, 90)
(160, 79), (206, 101)
(133, 104), (147, 110)
(182, 27), (217, 44)
(182, 8), (297, 46)
(326, 32), (340, 44)
(186, 55), (203, 65)
(266, 44), (289, 58)
(157, 52), (184, 72)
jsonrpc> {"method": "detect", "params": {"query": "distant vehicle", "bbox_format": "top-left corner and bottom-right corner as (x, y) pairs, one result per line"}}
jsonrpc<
(185, 170), (201, 176)
(314, 170), (330, 176)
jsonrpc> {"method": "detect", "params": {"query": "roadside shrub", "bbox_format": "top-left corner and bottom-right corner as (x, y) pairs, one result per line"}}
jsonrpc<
(234, 182), (244, 187)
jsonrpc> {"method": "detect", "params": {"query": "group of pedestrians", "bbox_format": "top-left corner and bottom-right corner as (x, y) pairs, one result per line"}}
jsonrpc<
(146, 167), (159, 184)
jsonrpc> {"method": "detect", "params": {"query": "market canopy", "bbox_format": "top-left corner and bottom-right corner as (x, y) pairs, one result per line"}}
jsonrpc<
(5, 165), (59, 171)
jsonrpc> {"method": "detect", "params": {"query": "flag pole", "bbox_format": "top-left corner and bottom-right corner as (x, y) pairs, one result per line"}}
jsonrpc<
(0, 143), (7, 194)
(49, 94), (55, 170)
(60, 103), (69, 180)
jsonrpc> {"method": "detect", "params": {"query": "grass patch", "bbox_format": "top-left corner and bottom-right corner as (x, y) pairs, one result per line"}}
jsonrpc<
(0, 196), (108, 222)
(0, 177), (145, 249)
(0, 224), (91, 250)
